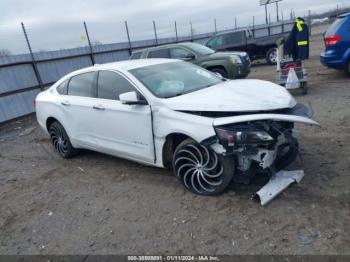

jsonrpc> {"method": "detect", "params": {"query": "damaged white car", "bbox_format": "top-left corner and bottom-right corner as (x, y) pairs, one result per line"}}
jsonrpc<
(36, 59), (318, 204)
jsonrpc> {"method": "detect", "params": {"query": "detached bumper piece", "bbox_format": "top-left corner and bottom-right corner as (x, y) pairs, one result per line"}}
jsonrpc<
(254, 170), (304, 206)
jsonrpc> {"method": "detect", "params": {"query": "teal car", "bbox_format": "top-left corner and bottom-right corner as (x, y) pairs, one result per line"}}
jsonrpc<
(130, 42), (251, 79)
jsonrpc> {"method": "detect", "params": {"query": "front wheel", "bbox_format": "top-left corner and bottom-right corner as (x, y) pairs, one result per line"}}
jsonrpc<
(209, 67), (228, 78)
(266, 48), (278, 65)
(173, 139), (235, 195)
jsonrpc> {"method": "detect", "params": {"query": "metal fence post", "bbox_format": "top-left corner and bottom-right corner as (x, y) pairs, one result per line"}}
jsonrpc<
(276, 1), (279, 22)
(21, 22), (43, 91)
(252, 16), (255, 38)
(214, 19), (217, 33)
(235, 17), (237, 29)
(83, 21), (95, 65)
(125, 21), (132, 55)
(153, 21), (158, 46)
(175, 21), (178, 43)
(281, 12), (285, 32)
(308, 10), (312, 35)
(190, 22), (193, 42)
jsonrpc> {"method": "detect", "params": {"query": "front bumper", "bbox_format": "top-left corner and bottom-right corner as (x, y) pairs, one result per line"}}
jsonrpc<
(254, 170), (304, 206)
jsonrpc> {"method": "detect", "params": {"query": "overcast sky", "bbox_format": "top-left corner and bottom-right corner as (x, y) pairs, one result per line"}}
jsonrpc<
(0, 0), (349, 54)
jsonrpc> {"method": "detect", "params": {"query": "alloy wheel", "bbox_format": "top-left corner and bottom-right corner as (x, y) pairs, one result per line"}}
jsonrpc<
(49, 123), (69, 156)
(174, 143), (224, 194)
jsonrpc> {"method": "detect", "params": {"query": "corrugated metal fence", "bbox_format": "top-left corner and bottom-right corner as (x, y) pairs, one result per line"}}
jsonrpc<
(0, 20), (295, 123)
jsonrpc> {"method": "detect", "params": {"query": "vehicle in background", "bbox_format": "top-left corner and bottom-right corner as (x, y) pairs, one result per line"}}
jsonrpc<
(35, 59), (318, 198)
(130, 42), (251, 79)
(320, 12), (350, 75)
(205, 28), (290, 65)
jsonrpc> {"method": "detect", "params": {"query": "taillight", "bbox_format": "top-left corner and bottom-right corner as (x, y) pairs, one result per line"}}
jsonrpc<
(325, 35), (341, 46)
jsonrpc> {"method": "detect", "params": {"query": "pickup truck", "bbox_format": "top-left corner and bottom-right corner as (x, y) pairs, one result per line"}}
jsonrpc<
(205, 28), (290, 64)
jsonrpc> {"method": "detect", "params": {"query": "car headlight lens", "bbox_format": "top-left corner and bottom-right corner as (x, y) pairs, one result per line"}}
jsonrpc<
(229, 55), (243, 64)
(215, 128), (274, 147)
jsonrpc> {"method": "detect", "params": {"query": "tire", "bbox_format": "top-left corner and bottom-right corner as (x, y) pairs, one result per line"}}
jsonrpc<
(173, 139), (235, 196)
(266, 48), (278, 65)
(346, 59), (350, 76)
(48, 121), (78, 158)
(209, 67), (228, 78)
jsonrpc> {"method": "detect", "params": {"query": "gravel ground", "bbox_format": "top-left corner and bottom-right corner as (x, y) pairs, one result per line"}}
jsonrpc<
(0, 26), (349, 255)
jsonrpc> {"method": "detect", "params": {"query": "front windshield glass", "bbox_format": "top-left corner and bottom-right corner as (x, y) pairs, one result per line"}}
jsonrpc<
(129, 62), (223, 98)
(183, 43), (215, 55)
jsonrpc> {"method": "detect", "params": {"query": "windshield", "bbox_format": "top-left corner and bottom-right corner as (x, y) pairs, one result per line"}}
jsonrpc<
(183, 43), (215, 56)
(129, 62), (223, 98)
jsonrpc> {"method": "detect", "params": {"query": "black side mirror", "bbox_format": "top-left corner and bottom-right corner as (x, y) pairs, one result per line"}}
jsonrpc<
(183, 54), (195, 61)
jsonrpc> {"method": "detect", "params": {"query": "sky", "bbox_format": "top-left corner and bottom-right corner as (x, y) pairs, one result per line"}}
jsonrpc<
(0, 0), (349, 54)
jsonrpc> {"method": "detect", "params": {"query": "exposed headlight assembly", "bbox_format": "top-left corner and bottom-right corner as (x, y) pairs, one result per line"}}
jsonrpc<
(215, 127), (274, 147)
(229, 55), (243, 64)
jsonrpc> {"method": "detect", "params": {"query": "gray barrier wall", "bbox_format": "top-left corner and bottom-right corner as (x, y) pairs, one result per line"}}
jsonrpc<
(0, 20), (295, 123)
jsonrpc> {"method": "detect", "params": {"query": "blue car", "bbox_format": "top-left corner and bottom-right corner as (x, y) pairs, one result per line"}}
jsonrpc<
(320, 12), (350, 75)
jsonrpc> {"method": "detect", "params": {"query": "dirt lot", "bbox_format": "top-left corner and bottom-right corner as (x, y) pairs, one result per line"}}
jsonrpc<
(0, 26), (349, 255)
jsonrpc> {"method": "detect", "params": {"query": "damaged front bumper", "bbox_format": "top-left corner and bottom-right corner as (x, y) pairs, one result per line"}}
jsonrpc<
(254, 170), (304, 206)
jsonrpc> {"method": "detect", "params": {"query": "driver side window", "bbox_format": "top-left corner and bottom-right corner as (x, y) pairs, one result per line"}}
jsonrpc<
(170, 48), (194, 59)
(97, 71), (135, 100)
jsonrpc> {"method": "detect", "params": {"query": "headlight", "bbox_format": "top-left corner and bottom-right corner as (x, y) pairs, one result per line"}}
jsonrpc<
(229, 55), (243, 64)
(215, 128), (274, 147)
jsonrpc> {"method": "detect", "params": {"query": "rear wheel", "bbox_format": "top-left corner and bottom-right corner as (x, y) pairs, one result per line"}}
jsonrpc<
(173, 139), (235, 195)
(209, 67), (228, 78)
(49, 121), (78, 158)
(266, 48), (277, 65)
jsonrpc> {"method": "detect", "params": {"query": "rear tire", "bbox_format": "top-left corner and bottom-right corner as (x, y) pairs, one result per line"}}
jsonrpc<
(173, 139), (235, 196)
(48, 121), (78, 158)
(266, 48), (277, 65)
(209, 67), (228, 78)
(346, 59), (350, 76)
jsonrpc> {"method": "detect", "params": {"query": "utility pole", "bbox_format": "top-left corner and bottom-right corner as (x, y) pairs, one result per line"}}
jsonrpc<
(153, 21), (158, 46)
(265, 4), (268, 24)
(276, 1), (279, 22)
(175, 21), (178, 43)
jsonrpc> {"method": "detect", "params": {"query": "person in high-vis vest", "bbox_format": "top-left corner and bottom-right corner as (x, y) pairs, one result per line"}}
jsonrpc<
(284, 17), (310, 61)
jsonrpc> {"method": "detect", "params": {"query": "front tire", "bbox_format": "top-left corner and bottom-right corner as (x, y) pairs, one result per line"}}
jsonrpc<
(49, 121), (78, 158)
(173, 139), (235, 196)
(266, 48), (277, 65)
(209, 67), (228, 78)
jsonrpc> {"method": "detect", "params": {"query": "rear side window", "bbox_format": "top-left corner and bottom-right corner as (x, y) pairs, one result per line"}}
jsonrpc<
(130, 52), (142, 60)
(97, 71), (135, 100)
(325, 17), (345, 37)
(148, 49), (170, 58)
(68, 72), (95, 97)
(224, 32), (245, 45)
(207, 36), (224, 48)
(56, 79), (68, 95)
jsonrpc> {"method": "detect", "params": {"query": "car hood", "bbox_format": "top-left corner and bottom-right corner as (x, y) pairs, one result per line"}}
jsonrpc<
(163, 79), (297, 112)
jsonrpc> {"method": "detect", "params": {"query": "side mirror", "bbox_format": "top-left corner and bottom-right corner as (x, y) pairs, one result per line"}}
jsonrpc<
(183, 54), (195, 61)
(119, 91), (147, 105)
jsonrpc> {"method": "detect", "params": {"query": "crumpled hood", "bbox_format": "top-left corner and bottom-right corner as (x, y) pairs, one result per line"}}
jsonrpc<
(163, 79), (297, 112)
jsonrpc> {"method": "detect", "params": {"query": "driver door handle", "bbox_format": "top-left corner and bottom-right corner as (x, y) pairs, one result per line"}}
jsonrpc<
(93, 105), (105, 110)
(61, 101), (70, 106)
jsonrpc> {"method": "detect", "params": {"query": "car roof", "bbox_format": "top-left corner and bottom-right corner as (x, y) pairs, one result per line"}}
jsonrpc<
(96, 59), (180, 71)
(338, 12), (350, 18)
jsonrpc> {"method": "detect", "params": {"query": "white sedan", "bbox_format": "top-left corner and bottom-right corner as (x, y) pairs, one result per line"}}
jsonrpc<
(36, 59), (318, 197)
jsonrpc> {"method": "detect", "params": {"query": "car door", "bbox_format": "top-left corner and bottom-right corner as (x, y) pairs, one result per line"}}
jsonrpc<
(92, 70), (154, 163)
(58, 71), (99, 149)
